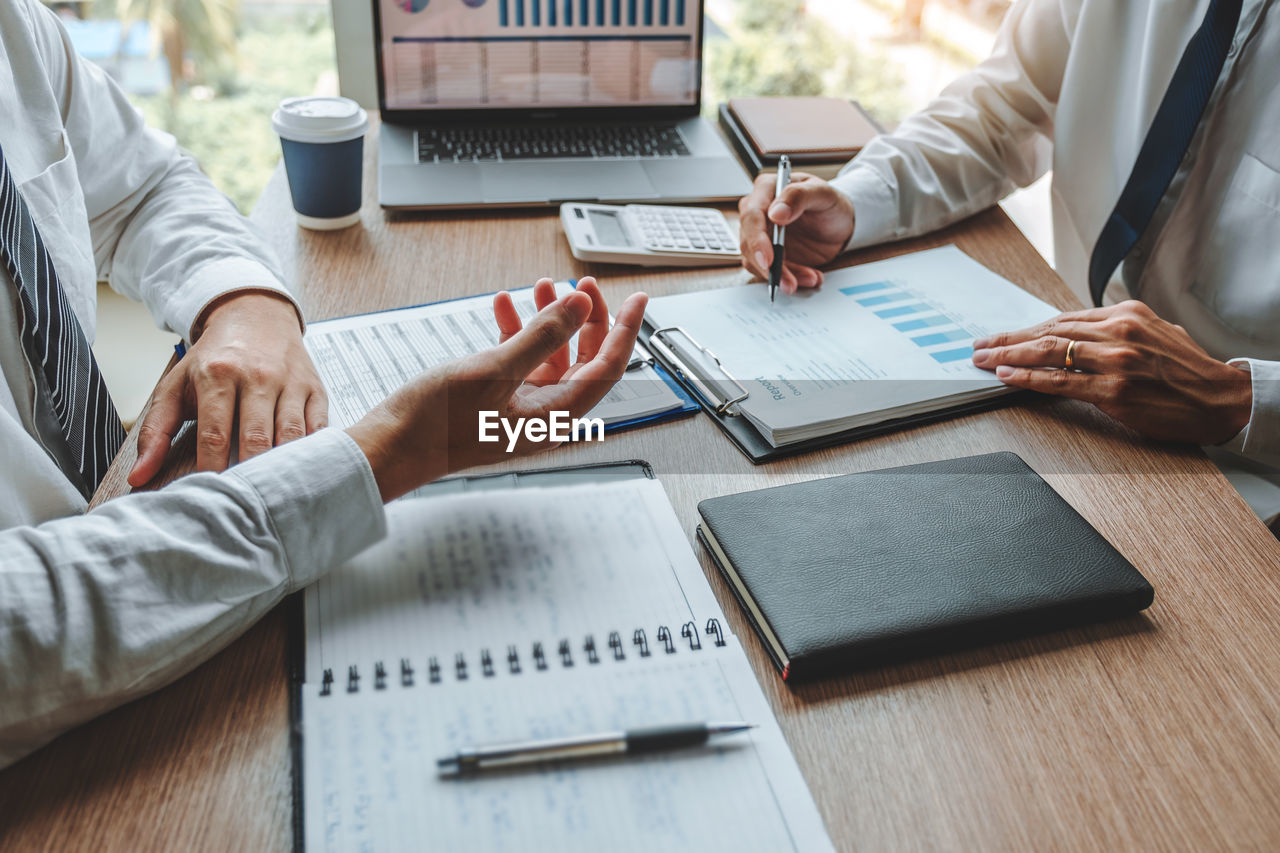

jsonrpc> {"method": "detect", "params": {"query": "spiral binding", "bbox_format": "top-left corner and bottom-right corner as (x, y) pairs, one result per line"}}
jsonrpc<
(320, 618), (728, 696)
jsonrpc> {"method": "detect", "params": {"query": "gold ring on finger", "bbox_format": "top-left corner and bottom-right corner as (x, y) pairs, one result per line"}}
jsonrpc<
(1064, 339), (1078, 370)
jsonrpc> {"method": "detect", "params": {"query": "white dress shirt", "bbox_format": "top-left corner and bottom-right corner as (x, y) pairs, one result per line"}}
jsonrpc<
(831, 0), (1280, 480)
(0, 0), (387, 767)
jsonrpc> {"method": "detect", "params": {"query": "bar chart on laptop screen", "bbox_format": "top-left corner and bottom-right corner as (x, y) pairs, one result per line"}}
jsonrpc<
(379, 0), (699, 108)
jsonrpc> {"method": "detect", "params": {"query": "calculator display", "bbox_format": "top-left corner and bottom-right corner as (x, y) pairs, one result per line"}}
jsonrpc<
(589, 210), (632, 247)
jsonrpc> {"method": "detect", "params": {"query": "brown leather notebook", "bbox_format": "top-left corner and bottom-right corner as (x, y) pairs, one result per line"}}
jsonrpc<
(728, 96), (881, 159)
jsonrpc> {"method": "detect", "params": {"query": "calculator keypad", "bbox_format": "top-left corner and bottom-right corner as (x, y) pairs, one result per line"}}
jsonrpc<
(626, 206), (740, 256)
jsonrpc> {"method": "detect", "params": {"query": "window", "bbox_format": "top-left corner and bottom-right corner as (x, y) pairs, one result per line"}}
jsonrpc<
(703, 0), (1010, 127)
(61, 0), (339, 214)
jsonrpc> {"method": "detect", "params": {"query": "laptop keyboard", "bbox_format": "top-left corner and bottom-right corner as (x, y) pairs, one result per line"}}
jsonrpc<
(416, 125), (691, 163)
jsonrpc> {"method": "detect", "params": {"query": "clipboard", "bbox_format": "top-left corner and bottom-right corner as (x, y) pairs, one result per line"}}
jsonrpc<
(640, 319), (1016, 464)
(287, 459), (656, 852)
(305, 281), (698, 437)
(606, 357), (699, 434)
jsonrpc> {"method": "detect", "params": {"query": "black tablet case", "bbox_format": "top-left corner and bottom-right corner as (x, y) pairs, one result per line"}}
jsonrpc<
(696, 452), (1154, 681)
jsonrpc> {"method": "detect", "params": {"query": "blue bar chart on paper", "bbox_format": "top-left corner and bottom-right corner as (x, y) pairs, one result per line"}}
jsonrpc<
(839, 280), (981, 368)
(640, 246), (1062, 447)
(379, 0), (698, 109)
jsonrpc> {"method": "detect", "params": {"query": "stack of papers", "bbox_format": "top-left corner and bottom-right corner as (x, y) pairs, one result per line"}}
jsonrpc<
(644, 246), (1060, 447)
(304, 283), (687, 429)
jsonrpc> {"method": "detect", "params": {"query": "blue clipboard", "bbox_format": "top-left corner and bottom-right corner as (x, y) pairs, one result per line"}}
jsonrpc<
(602, 359), (699, 434)
(305, 280), (698, 435)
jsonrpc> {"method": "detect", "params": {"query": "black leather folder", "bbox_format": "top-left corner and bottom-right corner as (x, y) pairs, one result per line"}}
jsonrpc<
(696, 452), (1154, 681)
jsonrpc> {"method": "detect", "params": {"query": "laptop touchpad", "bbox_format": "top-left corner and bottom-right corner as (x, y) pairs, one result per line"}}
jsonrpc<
(479, 162), (658, 203)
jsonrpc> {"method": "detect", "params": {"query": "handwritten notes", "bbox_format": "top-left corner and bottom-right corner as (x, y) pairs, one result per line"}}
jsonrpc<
(304, 645), (824, 852)
(301, 479), (832, 852)
(305, 481), (723, 684)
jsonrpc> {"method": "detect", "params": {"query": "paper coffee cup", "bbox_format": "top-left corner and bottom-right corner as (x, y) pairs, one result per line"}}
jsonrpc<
(272, 96), (369, 230)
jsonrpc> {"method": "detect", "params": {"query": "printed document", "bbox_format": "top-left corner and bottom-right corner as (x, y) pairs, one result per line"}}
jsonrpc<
(305, 284), (684, 429)
(645, 245), (1060, 445)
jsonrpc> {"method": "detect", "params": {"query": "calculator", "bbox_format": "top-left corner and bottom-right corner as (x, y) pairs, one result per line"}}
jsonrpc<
(559, 203), (743, 267)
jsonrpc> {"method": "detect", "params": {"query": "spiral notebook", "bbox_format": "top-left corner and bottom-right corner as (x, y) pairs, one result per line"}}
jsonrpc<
(294, 462), (832, 852)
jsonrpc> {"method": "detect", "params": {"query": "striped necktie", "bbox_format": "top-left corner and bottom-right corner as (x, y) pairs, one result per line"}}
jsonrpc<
(0, 141), (126, 497)
(1087, 0), (1242, 306)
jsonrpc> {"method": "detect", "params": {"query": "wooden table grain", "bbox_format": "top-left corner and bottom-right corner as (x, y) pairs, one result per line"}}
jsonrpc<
(4, 133), (1280, 852)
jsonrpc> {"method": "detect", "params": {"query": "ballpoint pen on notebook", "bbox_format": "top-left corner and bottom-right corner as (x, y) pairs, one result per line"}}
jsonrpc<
(437, 721), (756, 776)
(769, 154), (792, 303)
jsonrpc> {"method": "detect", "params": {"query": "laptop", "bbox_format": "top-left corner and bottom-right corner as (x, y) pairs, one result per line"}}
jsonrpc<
(371, 0), (753, 209)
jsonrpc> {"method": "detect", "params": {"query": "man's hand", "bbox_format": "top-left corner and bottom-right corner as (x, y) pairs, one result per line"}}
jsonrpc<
(128, 292), (327, 487)
(347, 277), (647, 502)
(971, 300), (1252, 444)
(738, 173), (855, 295)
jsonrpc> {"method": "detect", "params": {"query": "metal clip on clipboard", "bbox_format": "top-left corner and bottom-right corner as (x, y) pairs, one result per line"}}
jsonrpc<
(648, 326), (749, 417)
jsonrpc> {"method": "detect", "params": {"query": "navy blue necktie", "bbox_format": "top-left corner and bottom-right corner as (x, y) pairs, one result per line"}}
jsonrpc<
(1087, 0), (1242, 306)
(0, 142), (126, 496)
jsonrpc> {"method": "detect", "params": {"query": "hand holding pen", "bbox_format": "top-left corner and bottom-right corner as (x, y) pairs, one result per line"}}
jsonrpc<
(736, 168), (856, 296)
(769, 155), (791, 302)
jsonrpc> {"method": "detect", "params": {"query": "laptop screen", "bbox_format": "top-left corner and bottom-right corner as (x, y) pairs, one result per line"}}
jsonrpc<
(376, 0), (701, 112)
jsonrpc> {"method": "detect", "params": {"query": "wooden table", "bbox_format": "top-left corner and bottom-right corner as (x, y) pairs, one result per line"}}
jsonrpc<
(4, 136), (1280, 852)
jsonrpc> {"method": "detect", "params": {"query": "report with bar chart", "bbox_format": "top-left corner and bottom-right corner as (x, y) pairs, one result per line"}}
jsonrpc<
(835, 283), (985, 369)
(643, 245), (1061, 447)
(378, 0), (700, 109)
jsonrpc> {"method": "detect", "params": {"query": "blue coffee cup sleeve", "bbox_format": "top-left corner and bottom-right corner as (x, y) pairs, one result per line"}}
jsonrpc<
(280, 137), (363, 219)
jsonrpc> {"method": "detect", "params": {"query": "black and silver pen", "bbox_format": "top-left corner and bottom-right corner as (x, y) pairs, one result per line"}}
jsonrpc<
(437, 721), (755, 776)
(626, 341), (654, 372)
(769, 154), (792, 303)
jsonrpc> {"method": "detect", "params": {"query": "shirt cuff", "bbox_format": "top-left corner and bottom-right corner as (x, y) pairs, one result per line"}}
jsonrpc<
(1222, 358), (1280, 465)
(227, 428), (387, 590)
(161, 257), (303, 343)
(829, 163), (900, 251)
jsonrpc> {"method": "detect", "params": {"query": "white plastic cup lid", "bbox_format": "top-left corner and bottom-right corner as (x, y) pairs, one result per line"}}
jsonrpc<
(272, 96), (368, 144)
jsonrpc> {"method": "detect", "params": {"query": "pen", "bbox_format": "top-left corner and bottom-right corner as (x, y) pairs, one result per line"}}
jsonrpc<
(769, 154), (792, 303)
(626, 342), (654, 371)
(437, 721), (755, 776)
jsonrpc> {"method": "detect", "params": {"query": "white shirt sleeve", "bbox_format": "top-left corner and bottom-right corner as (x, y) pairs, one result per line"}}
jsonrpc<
(1223, 359), (1280, 466)
(0, 429), (387, 769)
(24, 0), (299, 341)
(830, 0), (1071, 250)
